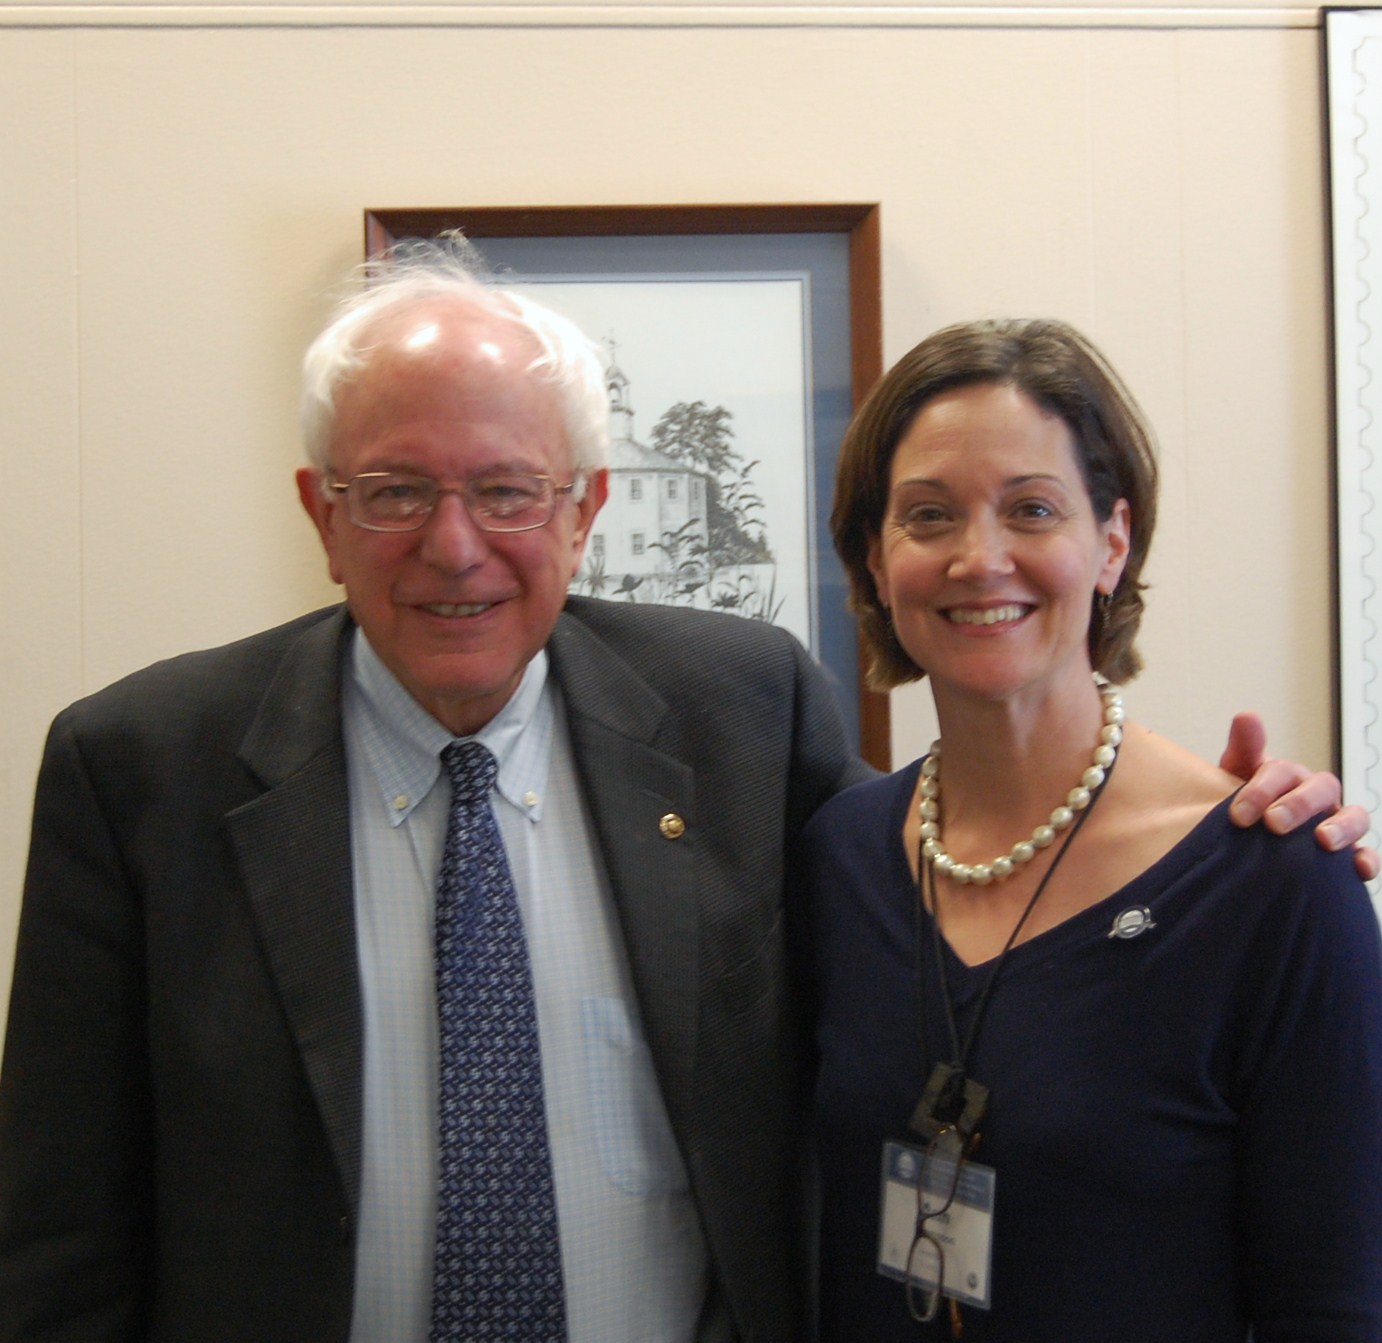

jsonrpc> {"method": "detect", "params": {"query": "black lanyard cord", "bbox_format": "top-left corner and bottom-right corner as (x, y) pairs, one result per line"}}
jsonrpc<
(916, 744), (1120, 1091)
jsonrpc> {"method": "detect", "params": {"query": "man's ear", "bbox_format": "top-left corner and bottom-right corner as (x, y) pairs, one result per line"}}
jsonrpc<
(570, 468), (609, 559)
(297, 467), (345, 586)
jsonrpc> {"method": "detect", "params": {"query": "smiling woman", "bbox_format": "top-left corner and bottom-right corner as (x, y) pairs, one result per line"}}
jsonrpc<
(865, 381), (1129, 712)
(832, 317), (1157, 694)
(805, 317), (1382, 1342)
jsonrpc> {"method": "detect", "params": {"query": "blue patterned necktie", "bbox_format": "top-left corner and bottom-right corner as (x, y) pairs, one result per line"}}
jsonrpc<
(430, 740), (567, 1342)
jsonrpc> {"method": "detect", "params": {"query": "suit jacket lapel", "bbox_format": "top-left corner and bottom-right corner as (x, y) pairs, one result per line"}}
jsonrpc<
(226, 609), (364, 1215)
(548, 611), (702, 1121)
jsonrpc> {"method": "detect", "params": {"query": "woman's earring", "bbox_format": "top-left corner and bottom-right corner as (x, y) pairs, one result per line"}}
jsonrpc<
(1094, 590), (1112, 635)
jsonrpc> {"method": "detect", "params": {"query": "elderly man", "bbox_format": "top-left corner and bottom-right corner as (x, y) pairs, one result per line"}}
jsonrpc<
(0, 247), (1368, 1343)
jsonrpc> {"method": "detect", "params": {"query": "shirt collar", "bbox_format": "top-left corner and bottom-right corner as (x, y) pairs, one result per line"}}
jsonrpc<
(347, 629), (554, 826)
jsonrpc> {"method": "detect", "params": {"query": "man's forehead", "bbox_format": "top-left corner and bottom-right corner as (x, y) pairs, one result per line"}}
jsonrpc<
(344, 304), (549, 402)
(362, 294), (534, 362)
(329, 303), (568, 465)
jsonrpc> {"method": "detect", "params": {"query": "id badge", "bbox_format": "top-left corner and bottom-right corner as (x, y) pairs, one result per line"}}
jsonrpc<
(877, 1139), (995, 1311)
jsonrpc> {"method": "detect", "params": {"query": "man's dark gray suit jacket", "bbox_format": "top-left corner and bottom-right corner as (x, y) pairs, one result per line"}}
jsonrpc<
(0, 596), (866, 1342)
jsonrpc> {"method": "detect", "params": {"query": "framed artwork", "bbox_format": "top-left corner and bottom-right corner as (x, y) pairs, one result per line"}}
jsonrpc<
(1324, 8), (1382, 882)
(365, 204), (888, 768)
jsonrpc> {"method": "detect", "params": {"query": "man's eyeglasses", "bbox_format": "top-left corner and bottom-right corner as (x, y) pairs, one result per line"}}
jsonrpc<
(326, 471), (580, 534)
(905, 1126), (967, 1325)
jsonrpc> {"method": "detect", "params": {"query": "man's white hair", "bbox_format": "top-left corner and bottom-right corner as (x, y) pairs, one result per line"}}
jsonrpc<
(300, 233), (611, 479)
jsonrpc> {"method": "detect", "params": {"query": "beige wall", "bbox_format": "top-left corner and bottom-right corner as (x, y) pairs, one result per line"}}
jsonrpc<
(0, 1), (1339, 1026)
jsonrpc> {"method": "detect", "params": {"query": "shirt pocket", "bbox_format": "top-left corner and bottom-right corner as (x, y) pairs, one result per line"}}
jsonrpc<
(581, 996), (690, 1197)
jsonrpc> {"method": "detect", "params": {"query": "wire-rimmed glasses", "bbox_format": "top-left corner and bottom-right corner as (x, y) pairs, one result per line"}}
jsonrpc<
(326, 471), (580, 533)
(905, 1124), (967, 1324)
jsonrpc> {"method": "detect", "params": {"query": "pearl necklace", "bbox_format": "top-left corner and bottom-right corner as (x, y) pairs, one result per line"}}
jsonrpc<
(920, 676), (1125, 886)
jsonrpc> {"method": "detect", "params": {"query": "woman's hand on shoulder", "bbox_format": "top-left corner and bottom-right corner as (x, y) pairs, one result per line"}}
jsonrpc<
(1221, 711), (1379, 881)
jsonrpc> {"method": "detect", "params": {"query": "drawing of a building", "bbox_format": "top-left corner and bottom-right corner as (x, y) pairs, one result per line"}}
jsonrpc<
(584, 356), (711, 598)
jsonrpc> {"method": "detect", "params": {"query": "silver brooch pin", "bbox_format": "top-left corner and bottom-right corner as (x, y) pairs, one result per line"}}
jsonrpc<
(1108, 906), (1156, 940)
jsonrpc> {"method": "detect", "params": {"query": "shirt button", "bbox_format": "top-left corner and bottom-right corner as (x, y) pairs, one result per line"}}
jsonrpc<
(523, 791), (539, 808)
(392, 794), (408, 811)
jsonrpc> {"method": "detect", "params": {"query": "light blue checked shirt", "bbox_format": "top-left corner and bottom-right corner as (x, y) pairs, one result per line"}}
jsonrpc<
(342, 631), (709, 1343)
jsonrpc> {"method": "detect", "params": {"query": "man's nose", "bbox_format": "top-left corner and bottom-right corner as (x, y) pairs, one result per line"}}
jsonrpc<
(417, 491), (490, 573)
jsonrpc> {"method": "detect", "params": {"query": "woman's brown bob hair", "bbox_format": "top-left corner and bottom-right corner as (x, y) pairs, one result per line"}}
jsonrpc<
(831, 317), (1158, 690)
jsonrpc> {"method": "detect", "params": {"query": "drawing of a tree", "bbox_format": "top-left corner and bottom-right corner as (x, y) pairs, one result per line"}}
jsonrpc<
(649, 518), (709, 600)
(649, 401), (774, 567)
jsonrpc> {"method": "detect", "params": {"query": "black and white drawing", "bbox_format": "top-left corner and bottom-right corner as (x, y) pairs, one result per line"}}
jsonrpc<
(510, 275), (817, 654)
